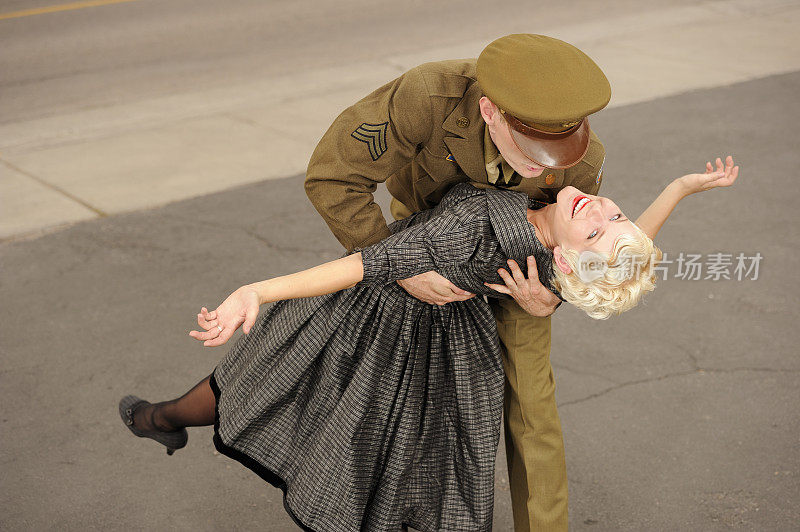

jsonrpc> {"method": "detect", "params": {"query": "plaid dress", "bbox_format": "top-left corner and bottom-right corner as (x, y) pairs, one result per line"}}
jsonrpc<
(210, 183), (559, 531)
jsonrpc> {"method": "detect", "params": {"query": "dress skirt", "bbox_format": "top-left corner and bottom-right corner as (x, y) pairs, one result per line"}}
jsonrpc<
(210, 279), (505, 532)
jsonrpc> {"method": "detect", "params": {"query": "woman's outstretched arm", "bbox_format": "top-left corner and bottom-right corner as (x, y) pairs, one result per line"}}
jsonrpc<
(635, 156), (739, 239)
(249, 253), (364, 304)
(189, 253), (364, 347)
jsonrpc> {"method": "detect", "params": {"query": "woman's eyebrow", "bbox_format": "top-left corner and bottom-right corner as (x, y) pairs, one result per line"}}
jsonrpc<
(595, 217), (628, 246)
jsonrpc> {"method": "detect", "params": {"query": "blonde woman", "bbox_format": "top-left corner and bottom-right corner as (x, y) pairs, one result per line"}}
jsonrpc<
(120, 157), (738, 532)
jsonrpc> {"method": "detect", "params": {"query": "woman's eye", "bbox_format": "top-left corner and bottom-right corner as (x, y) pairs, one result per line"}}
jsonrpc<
(588, 230), (598, 239)
(611, 213), (621, 221)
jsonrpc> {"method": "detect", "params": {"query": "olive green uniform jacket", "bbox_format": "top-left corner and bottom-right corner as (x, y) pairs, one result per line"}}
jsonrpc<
(305, 59), (605, 252)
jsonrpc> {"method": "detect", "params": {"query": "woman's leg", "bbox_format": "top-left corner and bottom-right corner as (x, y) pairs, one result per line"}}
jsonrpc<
(132, 374), (216, 432)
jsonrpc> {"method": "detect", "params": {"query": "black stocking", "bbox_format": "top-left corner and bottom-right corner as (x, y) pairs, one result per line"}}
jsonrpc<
(133, 374), (216, 432)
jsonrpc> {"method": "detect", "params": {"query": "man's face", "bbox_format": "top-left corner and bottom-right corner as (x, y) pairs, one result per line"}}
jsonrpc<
(487, 117), (546, 178)
(480, 97), (546, 178)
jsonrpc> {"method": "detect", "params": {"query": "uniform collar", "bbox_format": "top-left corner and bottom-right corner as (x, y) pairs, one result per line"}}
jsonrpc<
(483, 127), (518, 186)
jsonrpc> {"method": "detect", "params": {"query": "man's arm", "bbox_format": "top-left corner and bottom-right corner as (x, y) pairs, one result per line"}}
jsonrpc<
(304, 66), (477, 306)
(304, 66), (433, 252)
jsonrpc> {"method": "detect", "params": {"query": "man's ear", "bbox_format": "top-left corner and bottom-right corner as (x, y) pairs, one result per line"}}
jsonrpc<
(553, 246), (573, 274)
(479, 96), (499, 126)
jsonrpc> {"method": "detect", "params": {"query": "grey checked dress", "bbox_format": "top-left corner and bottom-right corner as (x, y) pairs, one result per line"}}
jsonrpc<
(210, 183), (561, 532)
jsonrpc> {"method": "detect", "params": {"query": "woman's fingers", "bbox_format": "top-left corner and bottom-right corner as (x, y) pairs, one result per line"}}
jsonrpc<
(193, 318), (239, 346)
(704, 163), (739, 189)
(204, 330), (231, 347)
(197, 312), (218, 330)
(206, 316), (247, 346)
(189, 325), (222, 342)
(719, 165), (739, 187)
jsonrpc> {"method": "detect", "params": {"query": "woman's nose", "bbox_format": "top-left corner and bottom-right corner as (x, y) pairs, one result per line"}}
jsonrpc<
(586, 202), (604, 222)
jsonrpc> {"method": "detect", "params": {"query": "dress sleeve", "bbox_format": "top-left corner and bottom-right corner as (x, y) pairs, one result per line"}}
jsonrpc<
(358, 211), (482, 284)
(304, 66), (434, 252)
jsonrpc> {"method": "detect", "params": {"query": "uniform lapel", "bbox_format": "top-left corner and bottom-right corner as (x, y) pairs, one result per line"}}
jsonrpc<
(442, 82), (489, 184)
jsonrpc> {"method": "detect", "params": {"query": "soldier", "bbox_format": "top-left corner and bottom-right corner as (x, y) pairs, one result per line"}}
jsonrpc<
(305, 34), (610, 531)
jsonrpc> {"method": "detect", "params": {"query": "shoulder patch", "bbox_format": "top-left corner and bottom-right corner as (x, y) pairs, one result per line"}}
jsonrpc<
(352, 122), (389, 161)
(596, 156), (605, 185)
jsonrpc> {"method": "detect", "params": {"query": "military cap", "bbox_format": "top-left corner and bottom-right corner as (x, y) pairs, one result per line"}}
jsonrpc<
(477, 34), (611, 169)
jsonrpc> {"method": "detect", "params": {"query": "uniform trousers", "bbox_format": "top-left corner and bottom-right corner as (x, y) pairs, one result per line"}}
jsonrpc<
(391, 198), (568, 532)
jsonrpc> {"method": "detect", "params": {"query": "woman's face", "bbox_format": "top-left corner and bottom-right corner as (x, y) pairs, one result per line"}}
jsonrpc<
(552, 185), (636, 255)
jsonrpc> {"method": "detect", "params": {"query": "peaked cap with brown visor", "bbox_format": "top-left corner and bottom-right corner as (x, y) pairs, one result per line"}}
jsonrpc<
(477, 34), (611, 169)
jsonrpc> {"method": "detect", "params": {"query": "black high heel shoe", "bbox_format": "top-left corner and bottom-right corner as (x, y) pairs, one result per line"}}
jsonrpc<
(119, 395), (188, 455)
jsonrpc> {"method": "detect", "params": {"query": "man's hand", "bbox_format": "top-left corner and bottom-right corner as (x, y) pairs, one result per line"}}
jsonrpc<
(397, 270), (475, 306)
(484, 256), (561, 317)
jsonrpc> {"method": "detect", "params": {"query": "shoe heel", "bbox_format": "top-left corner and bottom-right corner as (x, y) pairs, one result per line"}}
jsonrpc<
(166, 448), (176, 456)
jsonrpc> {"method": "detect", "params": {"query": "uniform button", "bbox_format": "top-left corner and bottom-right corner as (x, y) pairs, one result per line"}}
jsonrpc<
(545, 173), (555, 185)
(456, 116), (470, 128)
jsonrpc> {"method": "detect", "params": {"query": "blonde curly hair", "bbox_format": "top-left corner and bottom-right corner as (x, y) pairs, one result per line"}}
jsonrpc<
(551, 224), (662, 320)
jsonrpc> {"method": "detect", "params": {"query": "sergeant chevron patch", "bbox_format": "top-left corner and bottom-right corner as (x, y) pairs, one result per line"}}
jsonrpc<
(351, 122), (389, 161)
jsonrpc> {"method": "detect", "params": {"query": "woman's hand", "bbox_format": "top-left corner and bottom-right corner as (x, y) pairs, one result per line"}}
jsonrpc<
(677, 155), (739, 195)
(188, 285), (261, 347)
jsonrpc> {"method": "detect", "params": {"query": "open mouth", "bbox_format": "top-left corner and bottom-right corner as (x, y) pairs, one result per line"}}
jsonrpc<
(572, 195), (590, 218)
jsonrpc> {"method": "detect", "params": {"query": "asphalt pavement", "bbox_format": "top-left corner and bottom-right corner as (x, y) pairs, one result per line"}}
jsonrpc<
(2, 71), (799, 530)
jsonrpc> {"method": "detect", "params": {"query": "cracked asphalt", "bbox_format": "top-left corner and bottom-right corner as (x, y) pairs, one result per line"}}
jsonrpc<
(2, 73), (798, 530)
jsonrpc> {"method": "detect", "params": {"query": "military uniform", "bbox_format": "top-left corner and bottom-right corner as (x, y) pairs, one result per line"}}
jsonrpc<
(305, 47), (606, 532)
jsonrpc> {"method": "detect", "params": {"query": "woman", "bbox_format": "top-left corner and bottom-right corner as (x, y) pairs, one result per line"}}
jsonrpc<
(120, 158), (738, 531)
